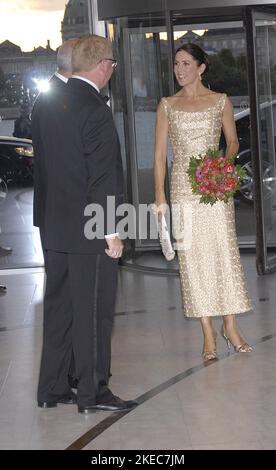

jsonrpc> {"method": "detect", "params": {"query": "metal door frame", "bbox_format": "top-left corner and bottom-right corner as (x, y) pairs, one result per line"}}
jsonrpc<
(244, 6), (276, 274)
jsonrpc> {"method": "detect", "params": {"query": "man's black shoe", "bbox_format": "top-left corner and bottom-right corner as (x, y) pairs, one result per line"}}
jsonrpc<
(78, 394), (138, 414)
(38, 391), (77, 408)
(68, 375), (78, 389)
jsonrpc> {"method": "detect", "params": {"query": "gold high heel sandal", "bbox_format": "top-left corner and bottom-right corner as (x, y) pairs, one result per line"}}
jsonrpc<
(202, 350), (217, 361)
(202, 331), (218, 361)
(221, 325), (253, 353)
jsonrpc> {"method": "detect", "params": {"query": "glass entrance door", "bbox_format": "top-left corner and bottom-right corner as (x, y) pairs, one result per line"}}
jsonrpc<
(121, 22), (172, 249)
(248, 9), (276, 273)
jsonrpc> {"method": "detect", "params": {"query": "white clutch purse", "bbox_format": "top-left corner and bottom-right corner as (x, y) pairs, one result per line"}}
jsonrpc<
(157, 215), (175, 261)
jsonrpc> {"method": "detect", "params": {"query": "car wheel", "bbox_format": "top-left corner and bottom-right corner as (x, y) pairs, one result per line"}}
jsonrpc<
(238, 159), (254, 203)
(237, 150), (276, 203)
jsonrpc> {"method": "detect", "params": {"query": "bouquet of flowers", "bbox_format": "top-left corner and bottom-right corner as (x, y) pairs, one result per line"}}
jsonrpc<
(187, 148), (247, 205)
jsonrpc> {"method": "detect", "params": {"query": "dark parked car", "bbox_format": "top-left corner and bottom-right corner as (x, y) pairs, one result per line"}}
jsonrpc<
(0, 135), (34, 187)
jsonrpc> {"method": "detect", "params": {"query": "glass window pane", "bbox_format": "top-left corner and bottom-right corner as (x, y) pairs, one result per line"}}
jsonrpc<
(107, 14), (170, 248)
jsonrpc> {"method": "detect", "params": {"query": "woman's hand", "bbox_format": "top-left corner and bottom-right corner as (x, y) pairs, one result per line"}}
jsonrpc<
(153, 195), (168, 222)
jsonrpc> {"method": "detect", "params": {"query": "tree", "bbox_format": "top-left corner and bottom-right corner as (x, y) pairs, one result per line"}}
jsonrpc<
(218, 48), (236, 67)
(204, 50), (248, 96)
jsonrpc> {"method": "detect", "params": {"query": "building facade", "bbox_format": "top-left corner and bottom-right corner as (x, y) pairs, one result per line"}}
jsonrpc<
(61, 0), (90, 41)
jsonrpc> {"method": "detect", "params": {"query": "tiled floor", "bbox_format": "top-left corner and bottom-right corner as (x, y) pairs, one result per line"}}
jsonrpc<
(0, 253), (276, 450)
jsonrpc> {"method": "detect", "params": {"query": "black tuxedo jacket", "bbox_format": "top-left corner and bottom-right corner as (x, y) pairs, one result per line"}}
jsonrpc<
(32, 77), (124, 253)
(32, 74), (67, 231)
(48, 73), (68, 91)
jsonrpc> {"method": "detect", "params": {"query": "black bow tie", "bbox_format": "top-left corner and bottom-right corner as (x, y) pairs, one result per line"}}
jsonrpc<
(102, 95), (110, 103)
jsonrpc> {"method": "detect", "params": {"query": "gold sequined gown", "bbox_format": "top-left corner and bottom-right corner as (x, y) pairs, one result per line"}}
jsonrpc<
(162, 94), (252, 317)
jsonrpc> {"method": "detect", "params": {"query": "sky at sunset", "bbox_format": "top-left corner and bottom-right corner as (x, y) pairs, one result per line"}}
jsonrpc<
(0, 0), (67, 51)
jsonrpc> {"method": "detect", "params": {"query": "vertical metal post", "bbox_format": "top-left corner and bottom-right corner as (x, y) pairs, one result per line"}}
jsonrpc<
(88, 0), (106, 37)
(165, 9), (175, 95)
(244, 7), (266, 274)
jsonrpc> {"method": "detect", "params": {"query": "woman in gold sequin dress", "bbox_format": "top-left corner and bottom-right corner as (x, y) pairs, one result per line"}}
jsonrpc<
(154, 44), (252, 360)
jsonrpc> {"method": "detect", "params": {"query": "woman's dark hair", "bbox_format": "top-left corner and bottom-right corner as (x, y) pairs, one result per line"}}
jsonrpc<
(175, 43), (209, 72)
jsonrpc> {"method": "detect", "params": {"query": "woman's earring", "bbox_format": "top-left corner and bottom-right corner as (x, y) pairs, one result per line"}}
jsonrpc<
(199, 74), (202, 81)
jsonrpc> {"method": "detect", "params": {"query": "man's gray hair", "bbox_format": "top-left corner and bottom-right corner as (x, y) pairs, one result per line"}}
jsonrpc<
(57, 38), (79, 73)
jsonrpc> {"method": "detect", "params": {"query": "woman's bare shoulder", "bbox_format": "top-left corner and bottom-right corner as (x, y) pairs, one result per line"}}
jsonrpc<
(157, 97), (170, 115)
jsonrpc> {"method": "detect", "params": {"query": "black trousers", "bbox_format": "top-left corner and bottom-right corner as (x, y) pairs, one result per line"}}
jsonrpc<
(37, 250), (118, 407)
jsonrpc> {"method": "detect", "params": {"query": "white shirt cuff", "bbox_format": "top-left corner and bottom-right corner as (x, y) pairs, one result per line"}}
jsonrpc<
(105, 233), (119, 239)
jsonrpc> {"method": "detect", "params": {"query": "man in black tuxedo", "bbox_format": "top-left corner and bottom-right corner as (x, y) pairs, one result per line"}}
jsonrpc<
(33, 37), (79, 252)
(34, 38), (80, 389)
(48, 38), (79, 91)
(32, 35), (137, 413)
